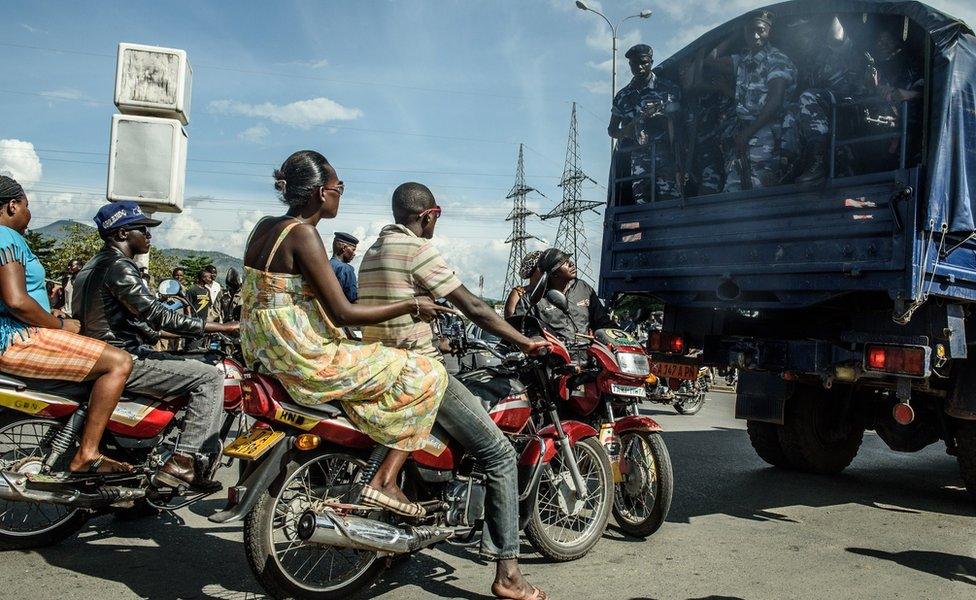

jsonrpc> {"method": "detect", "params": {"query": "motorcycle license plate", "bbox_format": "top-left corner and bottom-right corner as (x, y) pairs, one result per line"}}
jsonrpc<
(223, 428), (285, 460)
(651, 362), (697, 381)
(610, 383), (646, 398)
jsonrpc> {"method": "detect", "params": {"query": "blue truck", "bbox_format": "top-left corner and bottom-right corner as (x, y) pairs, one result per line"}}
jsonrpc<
(599, 1), (976, 496)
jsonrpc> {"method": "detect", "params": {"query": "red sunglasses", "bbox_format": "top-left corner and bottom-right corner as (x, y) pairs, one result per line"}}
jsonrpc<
(419, 206), (442, 219)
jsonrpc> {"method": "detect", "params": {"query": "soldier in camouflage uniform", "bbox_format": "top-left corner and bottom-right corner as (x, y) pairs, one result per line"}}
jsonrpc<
(790, 16), (879, 182)
(608, 44), (682, 203)
(686, 92), (734, 195)
(704, 10), (796, 192)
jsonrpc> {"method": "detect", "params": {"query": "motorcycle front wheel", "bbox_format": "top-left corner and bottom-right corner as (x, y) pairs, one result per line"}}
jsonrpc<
(244, 451), (386, 600)
(0, 412), (87, 550)
(612, 431), (673, 537)
(525, 437), (613, 562)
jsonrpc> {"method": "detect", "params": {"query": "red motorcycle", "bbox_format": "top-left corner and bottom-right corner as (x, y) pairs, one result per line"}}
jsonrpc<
(213, 331), (614, 600)
(523, 294), (673, 538)
(0, 335), (246, 550)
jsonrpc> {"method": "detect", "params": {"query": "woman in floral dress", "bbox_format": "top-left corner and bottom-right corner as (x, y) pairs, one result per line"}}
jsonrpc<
(240, 150), (454, 516)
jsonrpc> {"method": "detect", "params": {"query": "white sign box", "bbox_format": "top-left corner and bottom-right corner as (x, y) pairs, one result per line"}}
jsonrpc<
(114, 43), (192, 125)
(107, 114), (187, 213)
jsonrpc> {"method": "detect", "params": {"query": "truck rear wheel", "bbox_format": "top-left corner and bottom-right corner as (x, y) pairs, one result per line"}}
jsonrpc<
(777, 385), (863, 475)
(746, 420), (792, 468)
(955, 420), (976, 499)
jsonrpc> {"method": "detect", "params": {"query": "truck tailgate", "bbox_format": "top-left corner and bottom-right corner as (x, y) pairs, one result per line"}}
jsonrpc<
(600, 175), (916, 308)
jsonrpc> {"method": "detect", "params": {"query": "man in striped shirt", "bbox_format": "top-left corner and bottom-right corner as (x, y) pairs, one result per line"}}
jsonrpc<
(359, 182), (550, 600)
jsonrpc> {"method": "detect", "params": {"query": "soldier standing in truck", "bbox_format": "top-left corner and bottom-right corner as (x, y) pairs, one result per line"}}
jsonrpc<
(608, 43), (682, 203)
(703, 10), (796, 191)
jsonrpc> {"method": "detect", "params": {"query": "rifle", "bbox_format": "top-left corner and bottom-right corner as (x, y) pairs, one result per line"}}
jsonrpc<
(729, 117), (752, 191)
(667, 113), (685, 198)
(736, 140), (754, 191)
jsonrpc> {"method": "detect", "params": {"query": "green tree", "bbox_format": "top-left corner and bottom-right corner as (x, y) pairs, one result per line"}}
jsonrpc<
(179, 254), (214, 283)
(148, 248), (179, 288)
(49, 224), (102, 279)
(24, 230), (58, 279)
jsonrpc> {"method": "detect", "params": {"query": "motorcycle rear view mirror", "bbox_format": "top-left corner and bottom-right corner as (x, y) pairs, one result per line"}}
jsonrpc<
(157, 278), (183, 297)
(528, 272), (549, 306)
(545, 289), (570, 313)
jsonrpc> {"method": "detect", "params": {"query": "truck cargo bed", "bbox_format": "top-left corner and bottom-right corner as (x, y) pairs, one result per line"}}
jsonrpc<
(598, 169), (960, 309)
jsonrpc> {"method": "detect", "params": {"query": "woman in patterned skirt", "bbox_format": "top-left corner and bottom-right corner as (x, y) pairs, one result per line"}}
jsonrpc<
(241, 151), (454, 516)
(0, 176), (134, 473)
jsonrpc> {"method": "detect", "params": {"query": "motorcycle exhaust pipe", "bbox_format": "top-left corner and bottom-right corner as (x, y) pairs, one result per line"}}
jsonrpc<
(0, 470), (146, 508)
(296, 509), (453, 555)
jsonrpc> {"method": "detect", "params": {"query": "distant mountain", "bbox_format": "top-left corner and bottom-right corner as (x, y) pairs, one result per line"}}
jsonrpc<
(31, 220), (243, 278)
(32, 219), (92, 242)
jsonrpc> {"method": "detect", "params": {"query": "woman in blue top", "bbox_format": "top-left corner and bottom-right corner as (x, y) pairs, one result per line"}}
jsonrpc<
(0, 176), (134, 473)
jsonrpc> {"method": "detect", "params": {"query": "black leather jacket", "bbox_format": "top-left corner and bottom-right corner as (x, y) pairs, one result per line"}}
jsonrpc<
(73, 247), (205, 353)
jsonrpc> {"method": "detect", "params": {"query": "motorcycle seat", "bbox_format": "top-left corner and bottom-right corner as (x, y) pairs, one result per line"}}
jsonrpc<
(247, 373), (345, 419)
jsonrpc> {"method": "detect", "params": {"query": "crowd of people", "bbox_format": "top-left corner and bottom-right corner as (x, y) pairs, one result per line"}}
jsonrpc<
(1, 151), (600, 598)
(613, 10), (924, 203)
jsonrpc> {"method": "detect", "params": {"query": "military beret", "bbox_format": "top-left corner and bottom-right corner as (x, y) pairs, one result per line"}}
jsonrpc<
(625, 44), (653, 60)
(334, 232), (359, 245)
(750, 9), (774, 26)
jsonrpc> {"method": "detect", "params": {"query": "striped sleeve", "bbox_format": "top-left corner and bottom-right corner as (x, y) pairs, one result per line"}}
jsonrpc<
(412, 241), (462, 299)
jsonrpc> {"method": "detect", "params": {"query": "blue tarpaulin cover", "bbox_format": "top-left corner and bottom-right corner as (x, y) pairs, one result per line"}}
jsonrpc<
(657, 0), (976, 235)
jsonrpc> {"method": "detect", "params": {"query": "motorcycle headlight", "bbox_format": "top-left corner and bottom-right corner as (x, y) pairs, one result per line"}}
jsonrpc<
(616, 351), (650, 376)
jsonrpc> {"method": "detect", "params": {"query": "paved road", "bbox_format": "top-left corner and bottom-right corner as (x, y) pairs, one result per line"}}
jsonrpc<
(4, 391), (975, 599)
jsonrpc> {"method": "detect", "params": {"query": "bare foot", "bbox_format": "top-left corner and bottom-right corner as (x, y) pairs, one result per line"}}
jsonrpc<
(69, 453), (132, 474)
(492, 574), (543, 600)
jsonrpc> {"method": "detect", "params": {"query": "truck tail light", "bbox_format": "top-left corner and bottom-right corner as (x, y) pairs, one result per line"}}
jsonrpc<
(864, 344), (928, 377)
(649, 332), (686, 355)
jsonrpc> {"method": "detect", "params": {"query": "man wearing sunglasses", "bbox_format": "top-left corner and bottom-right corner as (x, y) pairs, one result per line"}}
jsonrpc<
(358, 182), (550, 600)
(73, 201), (239, 491)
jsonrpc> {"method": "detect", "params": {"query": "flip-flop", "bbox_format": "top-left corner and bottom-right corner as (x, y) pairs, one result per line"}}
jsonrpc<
(69, 454), (133, 476)
(360, 484), (426, 517)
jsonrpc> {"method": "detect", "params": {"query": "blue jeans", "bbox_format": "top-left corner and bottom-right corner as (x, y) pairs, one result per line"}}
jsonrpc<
(436, 375), (520, 560)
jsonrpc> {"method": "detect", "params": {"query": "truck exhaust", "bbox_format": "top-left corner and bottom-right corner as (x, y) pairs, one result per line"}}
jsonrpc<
(296, 509), (453, 555)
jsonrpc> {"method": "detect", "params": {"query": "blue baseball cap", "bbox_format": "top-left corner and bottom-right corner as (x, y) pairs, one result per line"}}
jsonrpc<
(94, 201), (162, 234)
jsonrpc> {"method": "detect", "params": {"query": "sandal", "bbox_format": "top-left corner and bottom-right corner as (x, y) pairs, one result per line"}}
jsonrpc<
(69, 454), (133, 476)
(360, 484), (426, 517)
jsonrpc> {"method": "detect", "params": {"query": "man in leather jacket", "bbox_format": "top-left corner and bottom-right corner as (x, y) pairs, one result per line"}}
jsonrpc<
(73, 202), (238, 490)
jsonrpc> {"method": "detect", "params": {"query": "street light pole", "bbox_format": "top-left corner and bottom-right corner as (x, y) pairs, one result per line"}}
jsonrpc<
(575, 2), (652, 155)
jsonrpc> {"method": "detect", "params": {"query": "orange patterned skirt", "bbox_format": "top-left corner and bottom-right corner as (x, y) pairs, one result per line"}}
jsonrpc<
(0, 328), (109, 382)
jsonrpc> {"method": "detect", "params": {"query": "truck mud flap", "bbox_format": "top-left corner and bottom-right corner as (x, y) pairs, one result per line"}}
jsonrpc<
(949, 362), (976, 420)
(734, 372), (793, 424)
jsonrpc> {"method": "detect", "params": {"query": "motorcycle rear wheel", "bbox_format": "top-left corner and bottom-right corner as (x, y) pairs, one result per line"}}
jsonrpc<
(244, 451), (386, 600)
(0, 412), (87, 550)
(612, 431), (673, 537)
(525, 437), (613, 562)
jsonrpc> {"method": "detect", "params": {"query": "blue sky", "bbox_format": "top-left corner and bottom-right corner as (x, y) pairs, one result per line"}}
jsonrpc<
(2, 0), (974, 296)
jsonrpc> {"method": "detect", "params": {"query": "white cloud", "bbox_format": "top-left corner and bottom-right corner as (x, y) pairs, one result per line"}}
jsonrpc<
(238, 124), (270, 143)
(0, 139), (42, 188)
(41, 89), (88, 101)
(279, 58), (330, 69)
(587, 58), (614, 74)
(209, 97), (363, 129)
(582, 79), (612, 95)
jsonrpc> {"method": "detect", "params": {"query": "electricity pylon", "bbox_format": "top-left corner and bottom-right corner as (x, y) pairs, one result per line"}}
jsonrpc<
(502, 144), (541, 297)
(540, 102), (603, 281)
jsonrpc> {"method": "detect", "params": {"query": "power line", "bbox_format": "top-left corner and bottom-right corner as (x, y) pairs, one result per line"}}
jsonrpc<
(0, 42), (528, 101)
(0, 142), (568, 180)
